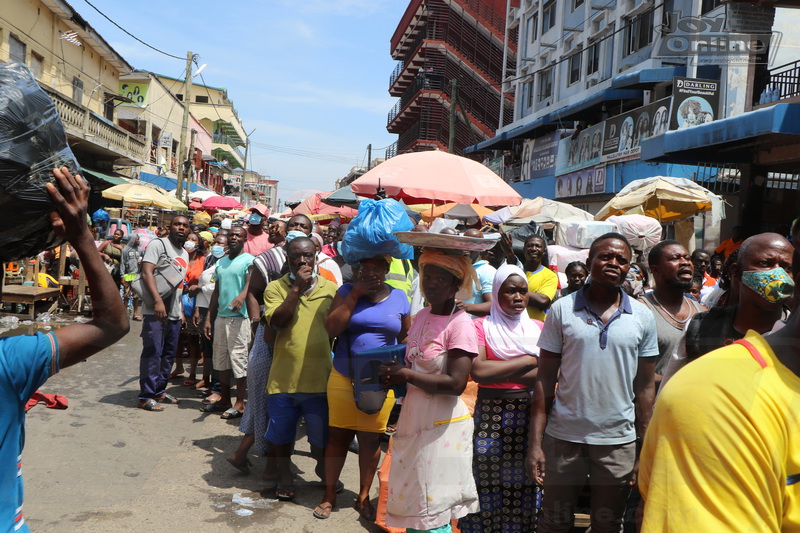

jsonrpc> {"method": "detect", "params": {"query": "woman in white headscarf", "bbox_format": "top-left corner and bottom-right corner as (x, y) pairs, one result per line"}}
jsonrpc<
(459, 264), (543, 533)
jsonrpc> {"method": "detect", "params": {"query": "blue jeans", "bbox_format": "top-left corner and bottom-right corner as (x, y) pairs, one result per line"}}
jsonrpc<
(138, 315), (182, 402)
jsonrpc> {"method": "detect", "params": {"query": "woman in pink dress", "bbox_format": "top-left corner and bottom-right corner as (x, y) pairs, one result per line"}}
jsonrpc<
(380, 249), (480, 533)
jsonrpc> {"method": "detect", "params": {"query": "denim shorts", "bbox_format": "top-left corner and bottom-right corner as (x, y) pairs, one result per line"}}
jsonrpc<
(265, 393), (328, 448)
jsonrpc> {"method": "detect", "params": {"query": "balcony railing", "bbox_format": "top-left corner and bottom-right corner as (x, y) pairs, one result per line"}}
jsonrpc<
(767, 59), (800, 101)
(389, 61), (404, 89)
(213, 134), (245, 160)
(42, 85), (146, 163)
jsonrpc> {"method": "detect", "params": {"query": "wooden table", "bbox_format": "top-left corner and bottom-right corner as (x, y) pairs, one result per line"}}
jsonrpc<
(0, 285), (61, 319)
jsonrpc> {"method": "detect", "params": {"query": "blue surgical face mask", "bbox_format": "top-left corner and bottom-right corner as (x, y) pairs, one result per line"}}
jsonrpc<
(741, 267), (795, 303)
(211, 245), (226, 258)
(249, 214), (262, 225)
(289, 271), (317, 281)
(285, 230), (306, 243)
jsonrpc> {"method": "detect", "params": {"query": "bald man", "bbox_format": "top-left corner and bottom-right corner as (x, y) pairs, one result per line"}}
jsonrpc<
(660, 232), (794, 388)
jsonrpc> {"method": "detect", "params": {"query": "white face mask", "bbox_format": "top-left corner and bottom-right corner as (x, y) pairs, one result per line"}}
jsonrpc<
(184, 241), (197, 252)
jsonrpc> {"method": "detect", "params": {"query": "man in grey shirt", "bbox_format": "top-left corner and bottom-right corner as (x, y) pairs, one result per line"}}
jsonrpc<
(527, 233), (658, 533)
(138, 216), (190, 411)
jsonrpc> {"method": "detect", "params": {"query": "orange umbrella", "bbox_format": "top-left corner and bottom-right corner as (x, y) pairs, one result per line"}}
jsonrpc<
(350, 150), (522, 206)
(420, 203), (495, 224)
(292, 193), (358, 219)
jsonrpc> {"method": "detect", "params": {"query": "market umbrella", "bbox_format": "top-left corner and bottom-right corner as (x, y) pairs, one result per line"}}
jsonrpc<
(189, 201), (204, 210)
(321, 186), (361, 208)
(102, 183), (175, 209)
(420, 203), (495, 225)
(350, 150), (522, 206)
(292, 192), (358, 219)
(594, 176), (725, 224)
(202, 195), (244, 210)
(485, 197), (593, 225)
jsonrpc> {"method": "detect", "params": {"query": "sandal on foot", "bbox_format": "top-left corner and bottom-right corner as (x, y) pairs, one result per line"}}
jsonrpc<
(183, 378), (197, 387)
(156, 393), (180, 404)
(138, 399), (165, 412)
(202, 393), (222, 404)
(221, 407), (243, 420)
(200, 402), (230, 413)
(354, 500), (376, 522)
(313, 503), (334, 520)
(226, 457), (252, 475)
(276, 485), (295, 501)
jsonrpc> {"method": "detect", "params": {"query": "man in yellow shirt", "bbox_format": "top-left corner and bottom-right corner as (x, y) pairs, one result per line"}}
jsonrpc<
(639, 261), (799, 531)
(523, 235), (558, 321)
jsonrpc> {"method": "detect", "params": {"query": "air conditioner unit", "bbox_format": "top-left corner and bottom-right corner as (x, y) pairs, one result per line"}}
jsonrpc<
(586, 77), (599, 88)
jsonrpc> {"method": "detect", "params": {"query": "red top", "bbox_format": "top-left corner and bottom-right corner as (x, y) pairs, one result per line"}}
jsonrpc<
(184, 255), (205, 286)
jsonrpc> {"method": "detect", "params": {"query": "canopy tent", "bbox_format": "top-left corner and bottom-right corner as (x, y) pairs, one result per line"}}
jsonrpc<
(485, 197), (593, 226)
(102, 183), (186, 210)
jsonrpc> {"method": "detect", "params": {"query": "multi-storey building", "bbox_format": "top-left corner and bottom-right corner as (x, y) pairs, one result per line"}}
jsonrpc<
(386, 0), (516, 157)
(0, 0), (146, 189)
(228, 170), (279, 212)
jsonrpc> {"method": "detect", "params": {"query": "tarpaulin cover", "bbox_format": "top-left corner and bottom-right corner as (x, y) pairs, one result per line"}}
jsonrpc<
(0, 62), (79, 260)
(342, 198), (413, 264)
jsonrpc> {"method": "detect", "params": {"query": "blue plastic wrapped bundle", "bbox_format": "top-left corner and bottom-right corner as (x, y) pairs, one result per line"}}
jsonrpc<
(0, 62), (80, 261)
(341, 198), (414, 264)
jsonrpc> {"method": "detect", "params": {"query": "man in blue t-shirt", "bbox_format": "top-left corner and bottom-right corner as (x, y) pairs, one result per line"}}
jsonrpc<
(204, 226), (254, 419)
(1, 168), (129, 531)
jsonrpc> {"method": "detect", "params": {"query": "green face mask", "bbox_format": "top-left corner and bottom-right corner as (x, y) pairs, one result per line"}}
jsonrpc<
(741, 267), (795, 303)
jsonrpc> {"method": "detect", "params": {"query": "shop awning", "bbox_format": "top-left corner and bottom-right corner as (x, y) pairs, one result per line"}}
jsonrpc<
(464, 115), (558, 153)
(138, 172), (211, 193)
(81, 168), (131, 186)
(610, 66), (687, 89)
(547, 88), (643, 122)
(641, 102), (800, 165)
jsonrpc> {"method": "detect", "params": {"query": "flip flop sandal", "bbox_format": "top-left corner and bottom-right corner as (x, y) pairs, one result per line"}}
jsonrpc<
(226, 457), (252, 475)
(275, 485), (295, 502)
(202, 394), (222, 404)
(313, 503), (333, 520)
(156, 393), (180, 404)
(221, 407), (244, 420)
(138, 399), (165, 412)
(200, 402), (229, 413)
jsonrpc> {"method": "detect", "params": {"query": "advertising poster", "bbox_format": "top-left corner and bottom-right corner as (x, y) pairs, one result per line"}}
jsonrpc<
(555, 123), (604, 176)
(520, 131), (561, 182)
(555, 165), (606, 198)
(119, 82), (148, 107)
(602, 97), (671, 162)
(670, 77), (720, 130)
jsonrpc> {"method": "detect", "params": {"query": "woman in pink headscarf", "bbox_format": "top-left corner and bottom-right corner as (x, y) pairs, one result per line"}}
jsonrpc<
(459, 264), (543, 532)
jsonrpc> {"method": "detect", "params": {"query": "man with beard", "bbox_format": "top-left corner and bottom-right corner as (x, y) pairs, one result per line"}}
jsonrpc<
(639, 241), (705, 383)
(527, 233), (658, 533)
(138, 215), (190, 411)
(660, 233), (794, 388)
(268, 219), (287, 248)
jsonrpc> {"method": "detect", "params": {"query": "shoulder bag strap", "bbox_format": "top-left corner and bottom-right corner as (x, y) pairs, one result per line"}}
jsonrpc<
(734, 338), (768, 369)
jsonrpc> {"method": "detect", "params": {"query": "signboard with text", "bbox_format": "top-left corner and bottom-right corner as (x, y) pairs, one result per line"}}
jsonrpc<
(520, 131), (561, 182)
(670, 77), (720, 130)
(555, 165), (606, 198)
(555, 123), (604, 176)
(603, 97), (671, 162)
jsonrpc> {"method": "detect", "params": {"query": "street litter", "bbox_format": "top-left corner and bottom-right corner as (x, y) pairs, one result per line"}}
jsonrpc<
(231, 493), (276, 509)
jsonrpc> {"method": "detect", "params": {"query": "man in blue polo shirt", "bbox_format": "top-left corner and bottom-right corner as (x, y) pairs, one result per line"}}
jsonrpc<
(526, 233), (658, 533)
(2, 168), (129, 531)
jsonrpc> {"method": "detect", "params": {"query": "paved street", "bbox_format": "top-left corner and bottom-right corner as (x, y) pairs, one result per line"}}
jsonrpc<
(21, 320), (382, 532)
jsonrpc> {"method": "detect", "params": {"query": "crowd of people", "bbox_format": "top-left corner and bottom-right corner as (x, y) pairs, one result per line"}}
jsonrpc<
(5, 170), (800, 533)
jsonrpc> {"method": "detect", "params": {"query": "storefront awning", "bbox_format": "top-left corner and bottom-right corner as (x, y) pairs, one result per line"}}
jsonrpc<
(464, 115), (558, 153)
(138, 172), (211, 193)
(547, 88), (643, 122)
(641, 103), (800, 165)
(81, 168), (131, 186)
(610, 66), (687, 89)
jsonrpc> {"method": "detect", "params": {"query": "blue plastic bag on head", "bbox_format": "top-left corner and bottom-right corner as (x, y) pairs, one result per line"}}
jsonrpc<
(341, 198), (414, 264)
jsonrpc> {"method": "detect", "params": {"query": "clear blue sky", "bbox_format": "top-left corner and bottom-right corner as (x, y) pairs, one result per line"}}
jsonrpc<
(77, 0), (408, 204)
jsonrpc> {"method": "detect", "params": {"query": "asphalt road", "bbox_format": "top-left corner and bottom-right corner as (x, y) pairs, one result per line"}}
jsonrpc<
(21, 319), (383, 532)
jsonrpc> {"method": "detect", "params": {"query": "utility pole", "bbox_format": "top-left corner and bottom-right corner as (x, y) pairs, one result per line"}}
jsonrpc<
(367, 143), (372, 170)
(448, 79), (458, 153)
(175, 51), (193, 204)
(184, 128), (197, 204)
(238, 128), (255, 205)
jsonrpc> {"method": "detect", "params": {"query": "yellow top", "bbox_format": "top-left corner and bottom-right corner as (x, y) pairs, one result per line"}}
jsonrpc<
(525, 266), (558, 322)
(639, 330), (800, 532)
(264, 275), (336, 394)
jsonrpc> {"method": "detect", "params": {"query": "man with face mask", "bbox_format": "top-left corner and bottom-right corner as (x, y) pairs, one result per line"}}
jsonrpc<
(660, 233), (794, 388)
(243, 204), (272, 256)
(638, 237), (799, 532)
(638, 241), (705, 384)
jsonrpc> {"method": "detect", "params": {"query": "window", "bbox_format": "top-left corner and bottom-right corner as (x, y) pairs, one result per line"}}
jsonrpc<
(524, 79), (535, 110)
(586, 42), (600, 75)
(176, 93), (183, 101)
(9, 34), (25, 63)
(573, 0), (585, 10)
(526, 13), (538, 45)
(568, 53), (582, 85)
(103, 93), (114, 121)
(195, 95), (209, 103)
(538, 68), (554, 102)
(542, 1), (557, 33)
(623, 9), (654, 56)
(701, 0), (722, 14)
(29, 51), (44, 80)
(72, 77), (83, 104)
